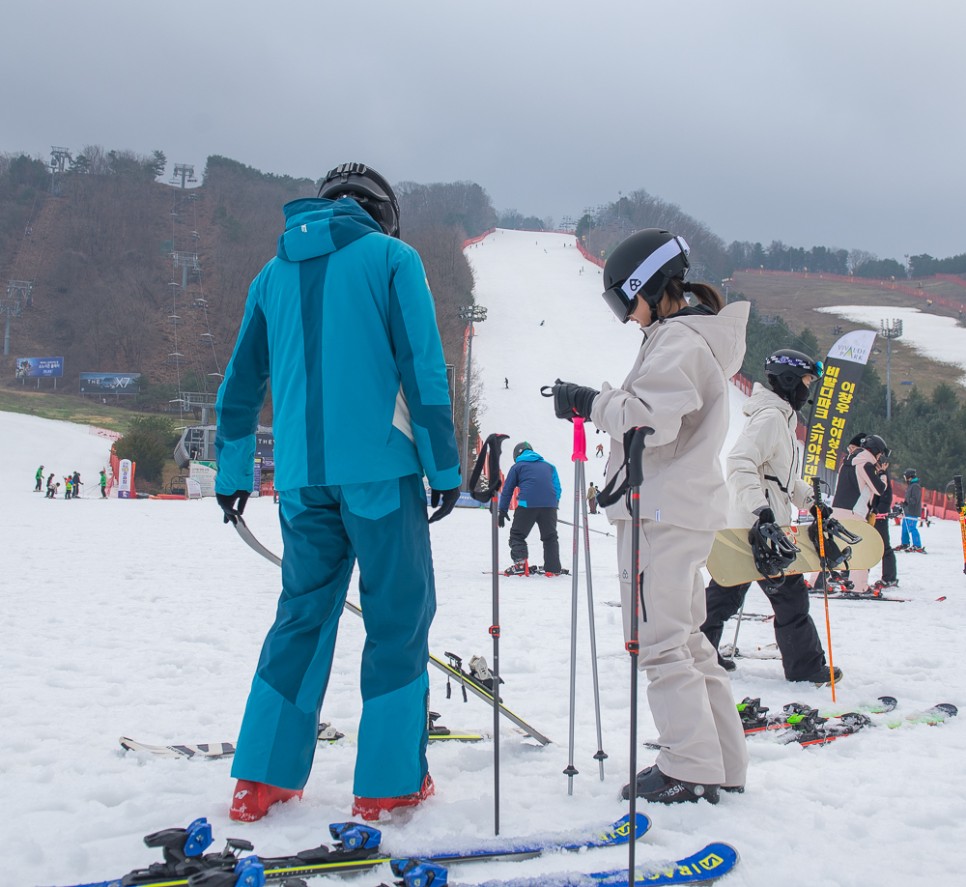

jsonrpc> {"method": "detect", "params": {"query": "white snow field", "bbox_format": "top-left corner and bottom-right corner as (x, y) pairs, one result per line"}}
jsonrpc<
(3, 229), (965, 887)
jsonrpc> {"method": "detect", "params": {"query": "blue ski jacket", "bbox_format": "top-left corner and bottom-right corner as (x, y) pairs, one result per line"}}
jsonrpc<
(216, 198), (460, 494)
(498, 451), (562, 511)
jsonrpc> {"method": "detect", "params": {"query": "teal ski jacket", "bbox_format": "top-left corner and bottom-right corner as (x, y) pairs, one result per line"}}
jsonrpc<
(216, 197), (460, 494)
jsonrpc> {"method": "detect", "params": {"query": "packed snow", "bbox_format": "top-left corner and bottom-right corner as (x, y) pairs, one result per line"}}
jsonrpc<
(3, 229), (965, 887)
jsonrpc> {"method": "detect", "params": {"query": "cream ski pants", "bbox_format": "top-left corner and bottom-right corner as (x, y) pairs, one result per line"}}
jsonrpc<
(616, 518), (748, 787)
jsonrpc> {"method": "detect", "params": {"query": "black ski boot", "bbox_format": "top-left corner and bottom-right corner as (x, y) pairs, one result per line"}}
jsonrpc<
(620, 765), (719, 805)
(797, 665), (843, 686)
(717, 652), (736, 673)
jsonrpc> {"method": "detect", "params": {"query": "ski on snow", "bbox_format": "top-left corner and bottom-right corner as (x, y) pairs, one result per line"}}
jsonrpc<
(380, 841), (739, 887)
(233, 517), (552, 746)
(120, 718), (482, 760)
(737, 696), (957, 745)
(47, 813), (652, 887)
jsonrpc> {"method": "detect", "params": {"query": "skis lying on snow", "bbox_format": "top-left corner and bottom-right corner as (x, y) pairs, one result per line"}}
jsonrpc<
(382, 842), (739, 887)
(120, 716), (482, 760)
(737, 696), (957, 745)
(233, 517), (552, 746)
(48, 813), (652, 887)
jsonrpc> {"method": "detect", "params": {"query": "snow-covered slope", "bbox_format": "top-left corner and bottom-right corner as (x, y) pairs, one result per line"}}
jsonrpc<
(2, 230), (965, 886)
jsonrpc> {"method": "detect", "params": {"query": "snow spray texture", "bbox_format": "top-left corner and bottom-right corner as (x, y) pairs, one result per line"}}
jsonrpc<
(804, 330), (877, 490)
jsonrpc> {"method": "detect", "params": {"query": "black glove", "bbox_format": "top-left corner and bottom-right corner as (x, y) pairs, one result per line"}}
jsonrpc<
(498, 509), (509, 529)
(754, 507), (776, 526)
(551, 379), (599, 422)
(216, 490), (250, 525)
(428, 487), (461, 523)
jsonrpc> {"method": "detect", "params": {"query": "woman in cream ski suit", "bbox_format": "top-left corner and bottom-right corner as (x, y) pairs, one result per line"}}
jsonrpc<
(552, 229), (749, 804)
(701, 351), (835, 683)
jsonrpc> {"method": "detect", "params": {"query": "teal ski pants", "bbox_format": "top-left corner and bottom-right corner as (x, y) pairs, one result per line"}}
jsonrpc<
(231, 474), (436, 798)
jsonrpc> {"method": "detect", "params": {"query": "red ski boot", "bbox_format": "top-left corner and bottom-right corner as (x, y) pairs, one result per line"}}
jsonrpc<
(352, 773), (435, 821)
(229, 779), (303, 822)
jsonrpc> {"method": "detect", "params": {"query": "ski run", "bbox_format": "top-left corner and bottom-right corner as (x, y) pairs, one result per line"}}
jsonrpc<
(5, 229), (966, 886)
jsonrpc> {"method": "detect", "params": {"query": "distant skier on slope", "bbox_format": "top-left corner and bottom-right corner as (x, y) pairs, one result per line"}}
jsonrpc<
(498, 441), (563, 575)
(214, 162), (460, 824)
(700, 349), (840, 686)
(551, 228), (749, 805)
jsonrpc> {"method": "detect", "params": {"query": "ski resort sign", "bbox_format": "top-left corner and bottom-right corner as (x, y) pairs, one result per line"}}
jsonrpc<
(804, 329), (877, 483)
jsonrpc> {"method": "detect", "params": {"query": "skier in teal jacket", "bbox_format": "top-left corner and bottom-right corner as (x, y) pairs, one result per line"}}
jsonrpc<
(215, 163), (461, 823)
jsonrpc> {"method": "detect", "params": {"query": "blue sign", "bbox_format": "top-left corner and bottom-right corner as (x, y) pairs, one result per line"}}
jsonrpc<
(15, 357), (64, 378)
(79, 372), (142, 394)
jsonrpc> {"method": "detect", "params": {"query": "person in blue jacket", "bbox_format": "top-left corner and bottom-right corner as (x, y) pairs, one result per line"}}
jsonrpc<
(214, 162), (461, 823)
(498, 442), (563, 575)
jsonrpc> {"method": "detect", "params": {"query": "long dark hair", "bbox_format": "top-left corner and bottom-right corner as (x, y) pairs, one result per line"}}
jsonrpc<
(665, 278), (724, 314)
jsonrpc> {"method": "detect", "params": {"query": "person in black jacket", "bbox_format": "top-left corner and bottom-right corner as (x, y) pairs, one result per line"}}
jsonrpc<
(897, 468), (925, 553)
(868, 460), (899, 590)
(497, 442), (563, 575)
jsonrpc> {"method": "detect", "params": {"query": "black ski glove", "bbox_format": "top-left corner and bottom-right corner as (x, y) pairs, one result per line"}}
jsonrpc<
(551, 379), (599, 422)
(498, 509), (509, 529)
(754, 507), (776, 526)
(429, 487), (461, 523)
(216, 490), (250, 525)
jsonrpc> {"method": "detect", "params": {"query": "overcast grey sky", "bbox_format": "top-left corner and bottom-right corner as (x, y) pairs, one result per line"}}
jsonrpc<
(3, 0), (964, 260)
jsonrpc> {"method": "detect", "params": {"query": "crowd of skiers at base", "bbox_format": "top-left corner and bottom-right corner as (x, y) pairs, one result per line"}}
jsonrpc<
(34, 465), (110, 499)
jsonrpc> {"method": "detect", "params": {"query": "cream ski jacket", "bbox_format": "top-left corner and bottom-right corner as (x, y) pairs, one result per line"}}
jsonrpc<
(725, 383), (813, 527)
(591, 301), (750, 531)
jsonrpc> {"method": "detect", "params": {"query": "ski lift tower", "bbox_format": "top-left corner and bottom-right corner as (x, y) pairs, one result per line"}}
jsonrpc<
(171, 163), (197, 189)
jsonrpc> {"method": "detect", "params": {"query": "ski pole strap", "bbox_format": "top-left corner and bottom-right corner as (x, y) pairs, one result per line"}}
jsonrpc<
(572, 416), (587, 462)
(596, 427), (654, 509)
(468, 433), (509, 503)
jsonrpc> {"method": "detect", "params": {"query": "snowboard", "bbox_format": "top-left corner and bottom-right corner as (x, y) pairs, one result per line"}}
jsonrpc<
(707, 518), (883, 586)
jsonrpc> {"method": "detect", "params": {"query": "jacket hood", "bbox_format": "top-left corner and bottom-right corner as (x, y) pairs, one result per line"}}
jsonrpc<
(743, 382), (796, 423)
(276, 197), (383, 262)
(516, 451), (546, 464)
(660, 300), (749, 378)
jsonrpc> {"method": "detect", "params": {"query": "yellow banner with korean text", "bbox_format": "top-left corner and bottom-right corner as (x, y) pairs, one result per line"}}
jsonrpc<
(803, 330), (877, 485)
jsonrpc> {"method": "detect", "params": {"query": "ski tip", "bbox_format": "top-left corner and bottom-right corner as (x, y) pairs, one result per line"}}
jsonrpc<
(607, 811), (652, 843)
(933, 703), (959, 717)
(617, 841), (739, 885)
(878, 696), (899, 712)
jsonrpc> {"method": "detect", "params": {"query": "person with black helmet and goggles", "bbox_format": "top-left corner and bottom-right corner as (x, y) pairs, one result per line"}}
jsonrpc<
(701, 349), (840, 686)
(215, 162), (460, 824)
(550, 228), (750, 805)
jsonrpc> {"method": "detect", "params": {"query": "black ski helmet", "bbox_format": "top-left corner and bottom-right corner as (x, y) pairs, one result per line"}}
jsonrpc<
(903, 468), (918, 481)
(513, 441), (532, 461)
(601, 228), (690, 324)
(764, 349), (823, 411)
(861, 434), (890, 458)
(748, 520), (799, 579)
(317, 162), (400, 238)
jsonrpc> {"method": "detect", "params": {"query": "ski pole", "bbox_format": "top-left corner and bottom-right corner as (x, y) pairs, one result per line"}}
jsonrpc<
(728, 598), (746, 663)
(576, 425), (607, 780)
(624, 426), (653, 880)
(467, 433), (510, 835)
(558, 517), (612, 536)
(563, 418), (585, 795)
(811, 478), (837, 703)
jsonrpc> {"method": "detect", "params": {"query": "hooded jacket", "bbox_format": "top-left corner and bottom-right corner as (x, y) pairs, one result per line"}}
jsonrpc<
(215, 198), (460, 494)
(902, 476), (922, 517)
(498, 450), (562, 511)
(726, 383), (813, 527)
(590, 301), (750, 531)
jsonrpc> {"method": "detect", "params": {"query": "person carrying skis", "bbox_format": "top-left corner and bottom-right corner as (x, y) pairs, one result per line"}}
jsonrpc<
(700, 349), (840, 685)
(831, 433), (889, 592)
(35, 464), (44, 492)
(550, 228), (749, 805)
(498, 442), (563, 575)
(897, 467), (925, 553)
(214, 162), (461, 824)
